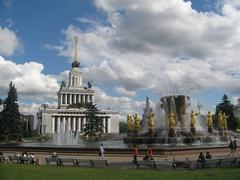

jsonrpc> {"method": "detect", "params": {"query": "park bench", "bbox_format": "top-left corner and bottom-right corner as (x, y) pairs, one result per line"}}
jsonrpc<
(205, 158), (221, 168)
(19, 156), (38, 164)
(154, 160), (174, 170)
(172, 160), (191, 169)
(45, 157), (60, 165)
(91, 159), (109, 168)
(217, 157), (237, 168)
(0, 155), (6, 163)
(236, 157), (240, 167)
(8, 155), (20, 163)
(74, 159), (93, 167)
(58, 158), (75, 166)
(136, 160), (155, 169)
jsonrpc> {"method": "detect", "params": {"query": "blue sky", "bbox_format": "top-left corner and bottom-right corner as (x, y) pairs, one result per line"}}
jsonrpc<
(0, 0), (240, 117)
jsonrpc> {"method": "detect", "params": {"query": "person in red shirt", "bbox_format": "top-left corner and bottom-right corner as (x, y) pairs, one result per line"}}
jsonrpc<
(133, 144), (139, 163)
(147, 145), (153, 160)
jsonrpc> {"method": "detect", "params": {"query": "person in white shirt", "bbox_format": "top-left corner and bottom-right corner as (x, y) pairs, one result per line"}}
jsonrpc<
(99, 144), (104, 160)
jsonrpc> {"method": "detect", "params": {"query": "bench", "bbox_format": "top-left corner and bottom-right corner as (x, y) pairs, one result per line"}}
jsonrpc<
(45, 157), (60, 165)
(74, 159), (93, 167)
(235, 157), (240, 167)
(58, 158), (75, 166)
(218, 157), (237, 168)
(205, 158), (221, 168)
(19, 156), (37, 164)
(8, 156), (20, 163)
(136, 160), (155, 169)
(154, 160), (174, 170)
(0, 155), (6, 163)
(91, 159), (109, 168)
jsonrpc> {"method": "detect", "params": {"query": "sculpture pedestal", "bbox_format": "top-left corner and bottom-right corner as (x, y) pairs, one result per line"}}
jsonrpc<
(168, 128), (176, 137)
(148, 129), (154, 137)
(219, 128), (224, 136)
(190, 127), (196, 134)
(208, 127), (213, 133)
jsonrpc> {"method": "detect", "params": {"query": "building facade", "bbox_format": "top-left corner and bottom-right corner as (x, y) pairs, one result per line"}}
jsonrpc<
(234, 98), (240, 127)
(37, 37), (119, 135)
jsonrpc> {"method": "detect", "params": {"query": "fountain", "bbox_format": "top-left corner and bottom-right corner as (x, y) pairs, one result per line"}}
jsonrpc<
(123, 95), (235, 145)
(53, 119), (79, 145)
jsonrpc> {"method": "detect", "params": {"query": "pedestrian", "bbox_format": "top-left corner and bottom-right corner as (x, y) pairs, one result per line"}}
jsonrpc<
(133, 144), (139, 163)
(233, 140), (238, 156)
(147, 145), (153, 160)
(228, 140), (234, 157)
(99, 144), (104, 160)
(205, 152), (212, 159)
(197, 152), (205, 168)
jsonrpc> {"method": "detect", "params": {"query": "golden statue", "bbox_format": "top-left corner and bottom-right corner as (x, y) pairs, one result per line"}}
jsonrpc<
(190, 110), (199, 129)
(218, 111), (223, 129)
(148, 112), (155, 130)
(222, 112), (229, 129)
(168, 112), (176, 129)
(207, 111), (213, 128)
(127, 115), (134, 131)
(134, 114), (141, 131)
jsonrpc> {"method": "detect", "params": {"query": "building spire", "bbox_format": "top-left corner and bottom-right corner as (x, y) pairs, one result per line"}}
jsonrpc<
(72, 36), (80, 68)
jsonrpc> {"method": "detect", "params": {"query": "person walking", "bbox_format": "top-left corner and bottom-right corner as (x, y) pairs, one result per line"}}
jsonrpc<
(233, 140), (238, 156)
(228, 140), (234, 157)
(147, 145), (153, 160)
(99, 144), (104, 160)
(133, 145), (139, 163)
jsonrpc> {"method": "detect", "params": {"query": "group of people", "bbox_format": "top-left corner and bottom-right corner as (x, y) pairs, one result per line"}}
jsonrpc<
(133, 145), (153, 163)
(228, 140), (238, 156)
(197, 152), (212, 168)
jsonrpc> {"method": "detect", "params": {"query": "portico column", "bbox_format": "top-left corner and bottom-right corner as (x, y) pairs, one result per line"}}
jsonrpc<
(92, 95), (94, 104)
(57, 117), (60, 133)
(82, 95), (85, 104)
(52, 116), (55, 133)
(60, 94), (63, 104)
(68, 117), (71, 131)
(74, 94), (77, 104)
(69, 94), (72, 105)
(63, 117), (66, 133)
(78, 95), (81, 104)
(103, 117), (106, 133)
(88, 95), (91, 103)
(78, 117), (81, 132)
(107, 117), (110, 133)
(73, 117), (76, 131)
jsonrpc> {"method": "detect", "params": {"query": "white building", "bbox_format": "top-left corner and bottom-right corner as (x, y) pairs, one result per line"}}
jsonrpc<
(37, 37), (119, 135)
(234, 98), (240, 126)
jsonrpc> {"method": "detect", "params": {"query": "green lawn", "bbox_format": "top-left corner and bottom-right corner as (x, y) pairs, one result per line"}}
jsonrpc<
(0, 164), (240, 180)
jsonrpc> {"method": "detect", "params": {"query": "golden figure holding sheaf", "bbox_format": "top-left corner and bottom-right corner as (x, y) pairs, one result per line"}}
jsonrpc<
(134, 114), (141, 131)
(127, 114), (134, 131)
(222, 112), (229, 130)
(207, 111), (213, 128)
(190, 110), (199, 129)
(148, 111), (155, 130)
(168, 112), (176, 129)
(218, 111), (223, 129)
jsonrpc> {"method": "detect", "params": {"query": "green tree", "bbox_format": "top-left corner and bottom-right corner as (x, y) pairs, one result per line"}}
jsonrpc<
(214, 94), (238, 130)
(119, 121), (127, 133)
(83, 103), (104, 140)
(0, 82), (23, 141)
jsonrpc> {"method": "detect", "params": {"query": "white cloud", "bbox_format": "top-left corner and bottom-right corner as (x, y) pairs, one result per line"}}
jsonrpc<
(94, 86), (145, 120)
(3, 0), (12, 8)
(45, 0), (240, 115)
(0, 56), (59, 101)
(115, 86), (136, 97)
(0, 27), (22, 56)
